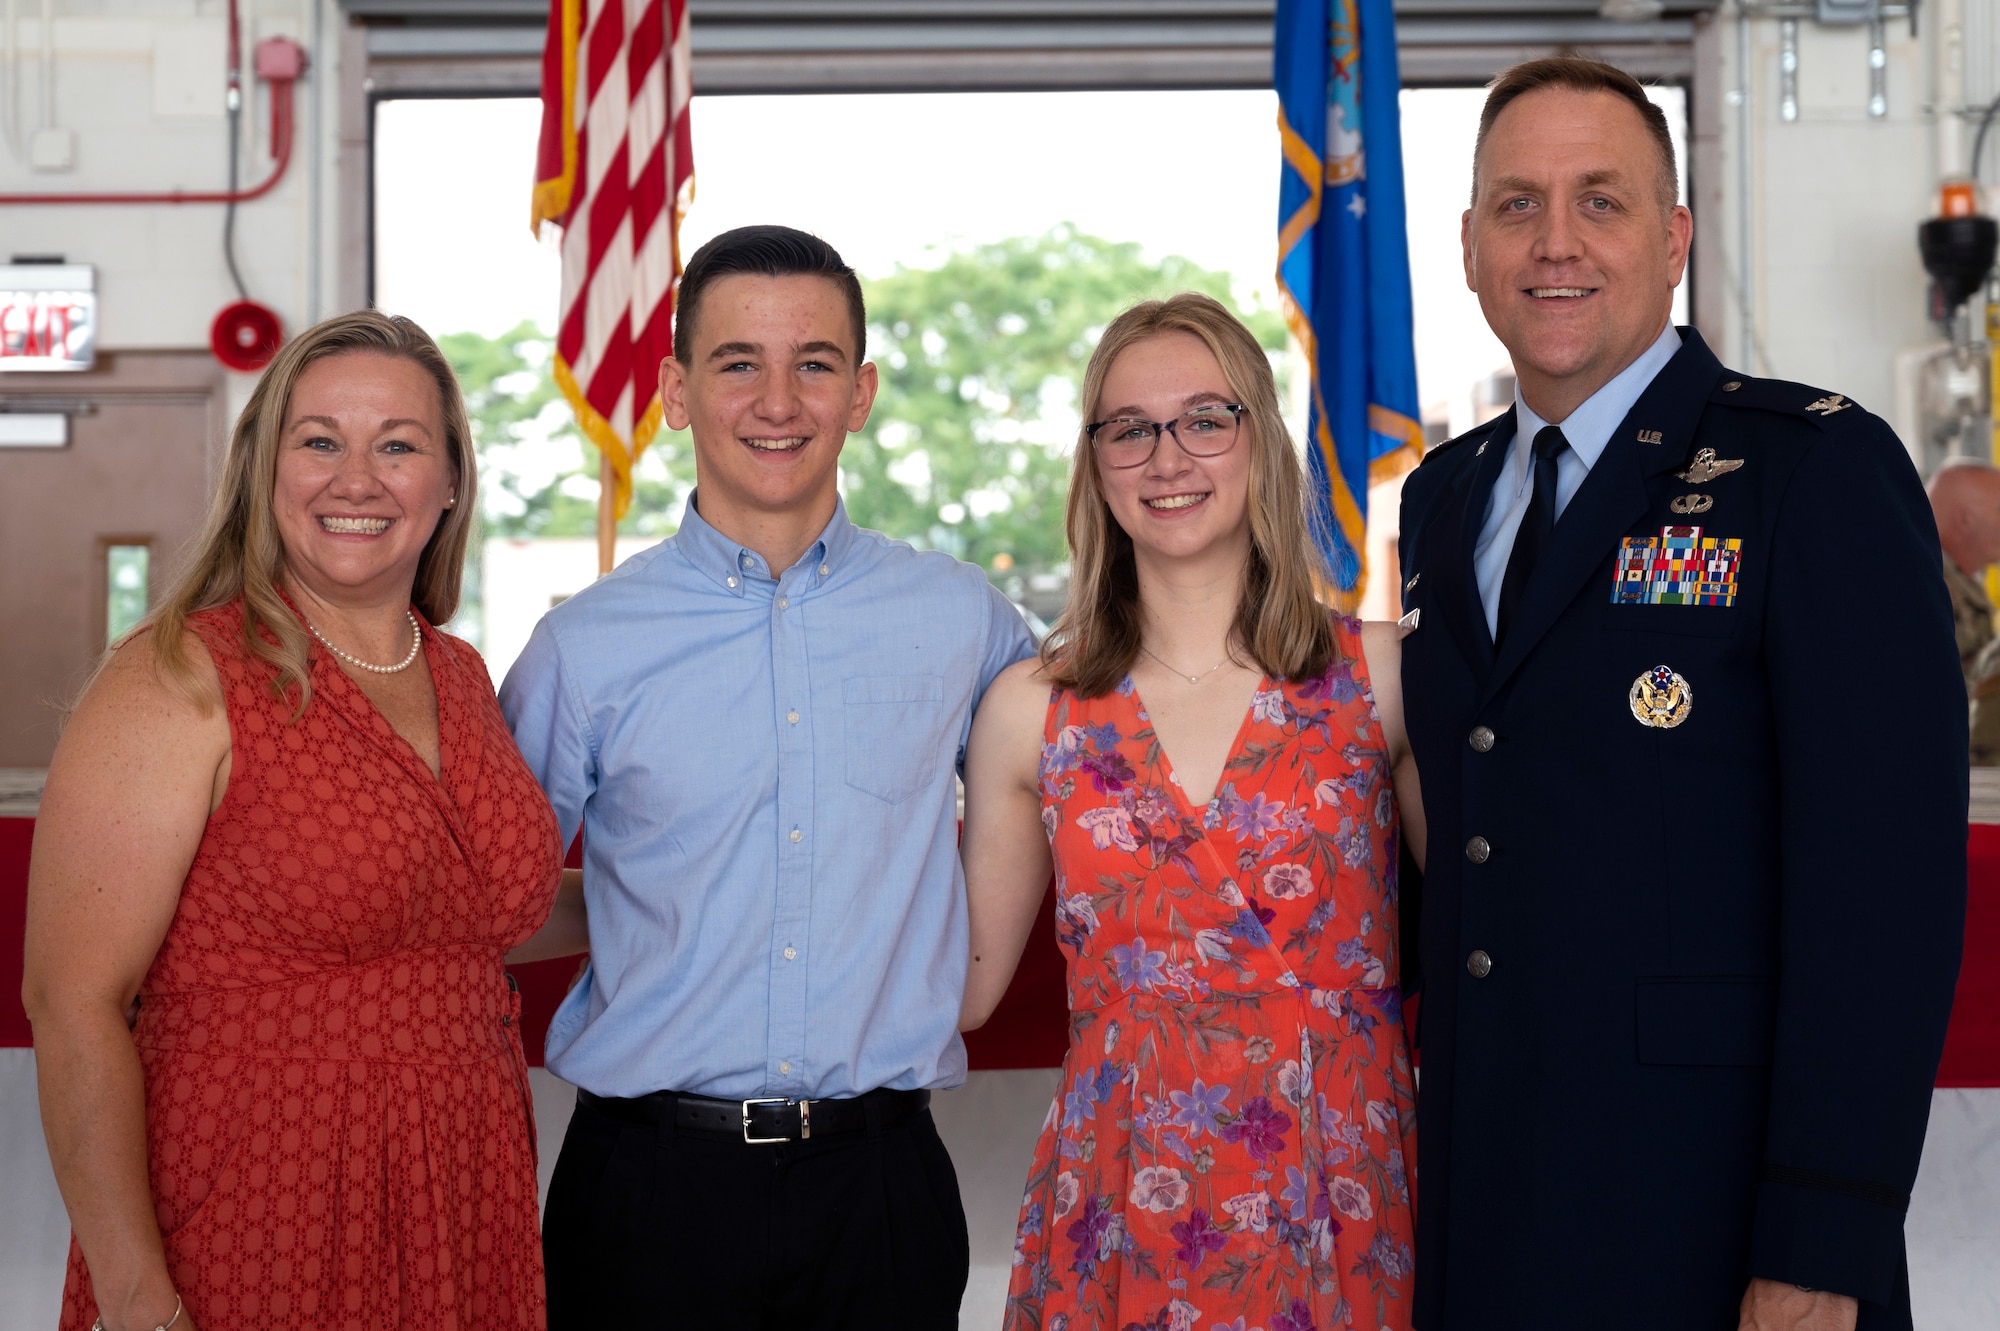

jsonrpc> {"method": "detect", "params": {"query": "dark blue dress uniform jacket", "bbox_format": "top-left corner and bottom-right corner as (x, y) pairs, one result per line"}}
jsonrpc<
(1396, 329), (1966, 1330)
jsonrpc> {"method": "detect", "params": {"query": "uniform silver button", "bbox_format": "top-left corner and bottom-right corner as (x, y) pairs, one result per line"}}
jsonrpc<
(789, 828), (803, 843)
(1465, 835), (1491, 863)
(778, 596), (789, 610)
(1721, 380), (1742, 392)
(1466, 949), (1493, 979)
(783, 946), (797, 960)
(1468, 726), (1495, 753)
(787, 710), (799, 725)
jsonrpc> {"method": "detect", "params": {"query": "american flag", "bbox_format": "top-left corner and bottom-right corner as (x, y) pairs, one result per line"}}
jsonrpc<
(532, 0), (694, 521)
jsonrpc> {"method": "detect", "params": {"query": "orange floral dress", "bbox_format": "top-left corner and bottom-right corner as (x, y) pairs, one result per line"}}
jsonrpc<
(59, 598), (563, 1331)
(1006, 619), (1417, 1331)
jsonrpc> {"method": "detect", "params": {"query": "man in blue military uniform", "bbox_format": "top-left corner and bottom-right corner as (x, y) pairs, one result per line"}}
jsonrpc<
(1397, 57), (1965, 1330)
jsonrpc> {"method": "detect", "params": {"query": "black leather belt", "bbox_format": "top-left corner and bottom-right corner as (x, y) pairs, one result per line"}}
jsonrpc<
(578, 1086), (929, 1144)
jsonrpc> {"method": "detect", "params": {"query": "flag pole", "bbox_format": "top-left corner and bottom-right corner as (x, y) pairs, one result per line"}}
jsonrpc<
(597, 451), (615, 575)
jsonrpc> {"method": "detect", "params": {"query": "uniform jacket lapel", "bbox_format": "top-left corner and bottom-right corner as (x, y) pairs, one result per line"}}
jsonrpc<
(1425, 408), (1515, 676)
(1481, 330), (1729, 704)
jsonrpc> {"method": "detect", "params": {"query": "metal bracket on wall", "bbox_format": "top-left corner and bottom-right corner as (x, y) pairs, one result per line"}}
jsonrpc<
(1745, 0), (1915, 121)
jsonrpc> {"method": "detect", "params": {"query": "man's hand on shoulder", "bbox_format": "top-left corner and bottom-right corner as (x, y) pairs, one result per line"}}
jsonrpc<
(1738, 1278), (1858, 1331)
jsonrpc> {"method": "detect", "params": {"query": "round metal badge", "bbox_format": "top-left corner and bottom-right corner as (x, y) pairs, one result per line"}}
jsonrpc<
(1629, 664), (1693, 729)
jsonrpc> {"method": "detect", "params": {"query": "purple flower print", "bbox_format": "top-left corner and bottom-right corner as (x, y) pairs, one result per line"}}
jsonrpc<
(1077, 804), (1140, 852)
(1067, 1193), (1114, 1278)
(1019, 1199), (1045, 1239)
(1055, 893), (1100, 949)
(1080, 748), (1135, 793)
(1169, 1206), (1229, 1269)
(1329, 1174), (1374, 1221)
(1219, 1190), (1273, 1233)
(1334, 937), (1372, 968)
(1109, 938), (1168, 992)
(1262, 862), (1314, 900)
(1227, 791), (1284, 841)
(1168, 1079), (1230, 1138)
(1250, 687), (1289, 725)
(1362, 1231), (1415, 1281)
(1063, 1062), (1117, 1129)
(1220, 1095), (1291, 1164)
(1084, 721), (1123, 750)
(1271, 1298), (1317, 1331)
(1278, 1164), (1312, 1223)
(1229, 906), (1274, 948)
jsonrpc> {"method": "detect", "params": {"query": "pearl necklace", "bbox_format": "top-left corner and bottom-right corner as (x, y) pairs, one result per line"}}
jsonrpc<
(1140, 643), (1232, 686)
(307, 609), (423, 674)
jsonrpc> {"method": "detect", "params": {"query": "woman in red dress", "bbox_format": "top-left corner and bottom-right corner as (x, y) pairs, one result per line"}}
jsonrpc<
(962, 293), (1426, 1331)
(23, 312), (575, 1330)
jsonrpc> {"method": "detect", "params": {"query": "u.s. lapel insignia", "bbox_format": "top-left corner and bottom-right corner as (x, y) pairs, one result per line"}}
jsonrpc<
(1670, 493), (1714, 515)
(1804, 393), (1852, 416)
(1629, 665), (1693, 729)
(1636, 429), (1664, 445)
(1676, 448), (1744, 484)
(1398, 607), (1421, 634)
(1404, 573), (1420, 593)
(1476, 440), (1487, 456)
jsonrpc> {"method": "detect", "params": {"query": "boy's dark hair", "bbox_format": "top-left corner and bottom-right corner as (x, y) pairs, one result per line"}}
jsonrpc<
(672, 224), (867, 363)
(1474, 57), (1679, 211)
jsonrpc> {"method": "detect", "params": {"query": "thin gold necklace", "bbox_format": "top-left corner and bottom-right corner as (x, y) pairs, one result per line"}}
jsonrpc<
(1139, 643), (1232, 686)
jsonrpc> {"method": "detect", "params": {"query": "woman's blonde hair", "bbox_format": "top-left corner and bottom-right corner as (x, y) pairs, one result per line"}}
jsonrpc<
(138, 310), (476, 714)
(1042, 292), (1337, 697)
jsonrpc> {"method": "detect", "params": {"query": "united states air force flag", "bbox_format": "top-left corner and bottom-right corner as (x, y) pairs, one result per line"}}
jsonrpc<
(1276, 0), (1423, 604)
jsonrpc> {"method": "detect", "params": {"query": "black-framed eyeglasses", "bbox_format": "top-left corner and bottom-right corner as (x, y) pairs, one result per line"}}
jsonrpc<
(1084, 404), (1246, 469)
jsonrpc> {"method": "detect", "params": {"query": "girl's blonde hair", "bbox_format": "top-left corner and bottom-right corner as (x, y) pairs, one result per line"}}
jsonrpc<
(1042, 292), (1336, 697)
(136, 309), (475, 714)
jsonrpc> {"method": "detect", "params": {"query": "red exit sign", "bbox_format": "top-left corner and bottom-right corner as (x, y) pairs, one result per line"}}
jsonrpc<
(0, 264), (96, 371)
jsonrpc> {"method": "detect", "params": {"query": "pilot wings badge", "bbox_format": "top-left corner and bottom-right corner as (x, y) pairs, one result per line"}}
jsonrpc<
(1804, 393), (1853, 416)
(1629, 664), (1693, 729)
(1676, 448), (1744, 484)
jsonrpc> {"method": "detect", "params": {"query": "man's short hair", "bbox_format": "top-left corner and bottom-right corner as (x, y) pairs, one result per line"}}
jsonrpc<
(673, 225), (867, 364)
(1472, 56), (1679, 212)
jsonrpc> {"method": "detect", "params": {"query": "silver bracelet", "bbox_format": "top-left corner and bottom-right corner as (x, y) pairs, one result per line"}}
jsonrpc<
(91, 1294), (182, 1331)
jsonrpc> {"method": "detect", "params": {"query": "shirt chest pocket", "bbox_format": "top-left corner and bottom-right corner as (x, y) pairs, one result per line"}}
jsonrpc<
(842, 674), (949, 804)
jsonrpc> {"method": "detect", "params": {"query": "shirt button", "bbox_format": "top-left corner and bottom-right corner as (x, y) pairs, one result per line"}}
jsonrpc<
(1467, 949), (1494, 979)
(1465, 835), (1491, 864)
(726, 576), (738, 588)
(778, 596), (790, 610)
(740, 553), (752, 568)
(1468, 726), (1495, 753)
(779, 1060), (792, 1074)
(819, 563), (829, 576)
(787, 710), (799, 725)
(790, 828), (803, 843)
(784, 946), (797, 960)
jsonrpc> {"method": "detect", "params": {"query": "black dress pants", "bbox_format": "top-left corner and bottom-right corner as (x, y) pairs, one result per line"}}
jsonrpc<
(543, 1089), (971, 1329)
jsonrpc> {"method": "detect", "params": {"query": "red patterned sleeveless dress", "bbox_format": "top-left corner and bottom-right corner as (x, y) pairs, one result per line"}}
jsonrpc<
(1006, 618), (1417, 1331)
(59, 598), (564, 1331)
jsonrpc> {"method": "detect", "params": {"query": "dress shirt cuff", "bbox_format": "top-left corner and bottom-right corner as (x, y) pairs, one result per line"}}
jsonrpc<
(1746, 1173), (1907, 1308)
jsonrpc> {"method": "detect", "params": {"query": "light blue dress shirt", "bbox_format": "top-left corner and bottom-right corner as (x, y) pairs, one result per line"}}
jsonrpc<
(1472, 321), (1683, 637)
(499, 495), (1036, 1100)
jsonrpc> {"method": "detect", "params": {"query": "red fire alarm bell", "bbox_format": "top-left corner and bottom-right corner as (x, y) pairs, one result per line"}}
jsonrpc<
(210, 299), (283, 372)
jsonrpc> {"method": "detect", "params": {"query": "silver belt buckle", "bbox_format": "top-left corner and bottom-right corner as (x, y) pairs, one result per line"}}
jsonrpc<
(741, 1096), (794, 1144)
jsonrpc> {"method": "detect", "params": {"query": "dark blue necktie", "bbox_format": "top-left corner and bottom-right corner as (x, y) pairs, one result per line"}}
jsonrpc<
(1496, 426), (1569, 646)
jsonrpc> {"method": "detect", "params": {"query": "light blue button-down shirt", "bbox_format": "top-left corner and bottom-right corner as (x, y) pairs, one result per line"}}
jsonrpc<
(499, 495), (1035, 1100)
(1473, 321), (1683, 637)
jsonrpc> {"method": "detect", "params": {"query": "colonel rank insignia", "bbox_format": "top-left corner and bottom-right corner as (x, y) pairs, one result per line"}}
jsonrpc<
(1612, 525), (1744, 606)
(1630, 664), (1693, 729)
